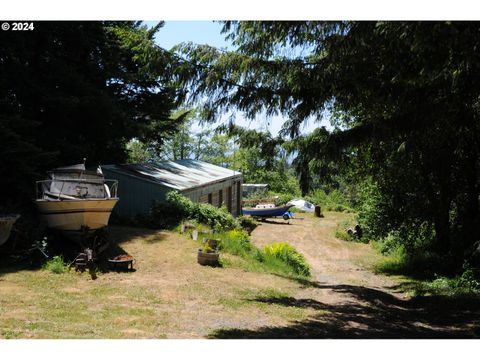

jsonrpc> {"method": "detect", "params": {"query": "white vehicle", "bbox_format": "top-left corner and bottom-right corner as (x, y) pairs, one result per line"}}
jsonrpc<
(289, 199), (315, 212)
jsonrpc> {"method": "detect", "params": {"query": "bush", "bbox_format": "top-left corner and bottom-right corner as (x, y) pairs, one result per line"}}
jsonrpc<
(263, 242), (311, 277)
(194, 203), (237, 231)
(306, 189), (353, 212)
(335, 219), (368, 244)
(211, 230), (310, 278)
(148, 191), (238, 231)
(43, 256), (67, 274)
(217, 229), (252, 256)
(373, 231), (403, 255)
(414, 269), (480, 296)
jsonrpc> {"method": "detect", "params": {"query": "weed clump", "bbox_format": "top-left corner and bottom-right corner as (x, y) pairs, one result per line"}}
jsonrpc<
(43, 256), (68, 274)
(264, 242), (311, 277)
(201, 228), (311, 278)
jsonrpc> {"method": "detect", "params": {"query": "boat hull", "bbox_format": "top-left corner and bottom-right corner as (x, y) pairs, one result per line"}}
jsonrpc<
(0, 215), (20, 246)
(242, 204), (294, 218)
(36, 198), (118, 231)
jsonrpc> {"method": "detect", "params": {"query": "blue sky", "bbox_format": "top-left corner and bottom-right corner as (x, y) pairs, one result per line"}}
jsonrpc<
(152, 21), (231, 50)
(149, 21), (325, 137)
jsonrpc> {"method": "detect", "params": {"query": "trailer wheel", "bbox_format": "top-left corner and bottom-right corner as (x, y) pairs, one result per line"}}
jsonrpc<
(283, 213), (290, 221)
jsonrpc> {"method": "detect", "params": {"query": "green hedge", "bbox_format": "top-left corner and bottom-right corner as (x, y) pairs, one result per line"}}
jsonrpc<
(148, 191), (238, 231)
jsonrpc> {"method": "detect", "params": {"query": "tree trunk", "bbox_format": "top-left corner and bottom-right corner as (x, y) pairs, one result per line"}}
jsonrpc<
(461, 152), (480, 253)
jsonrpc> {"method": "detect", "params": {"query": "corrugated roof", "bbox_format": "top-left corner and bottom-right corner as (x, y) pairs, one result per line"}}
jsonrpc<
(102, 159), (241, 191)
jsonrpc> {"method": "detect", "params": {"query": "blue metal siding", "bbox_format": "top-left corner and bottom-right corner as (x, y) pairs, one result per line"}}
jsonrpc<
(103, 169), (170, 218)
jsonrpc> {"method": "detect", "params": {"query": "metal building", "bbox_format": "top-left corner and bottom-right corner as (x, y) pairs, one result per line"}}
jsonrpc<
(242, 183), (269, 198)
(101, 160), (243, 218)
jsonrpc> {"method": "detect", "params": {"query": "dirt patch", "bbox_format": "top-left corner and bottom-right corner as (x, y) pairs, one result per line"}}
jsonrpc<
(212, 212), (480, 338)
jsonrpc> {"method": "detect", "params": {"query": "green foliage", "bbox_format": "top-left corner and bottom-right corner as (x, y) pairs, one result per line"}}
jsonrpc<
(272, 193), (297, 206)
(372, 232), (404, 255)
(374, 246), (452, 280)
(290, 207), (306, 214)
(172, 21), (480, 273)
(263, 242), (311, 277)
(43, 256), (68, 274)
(200, 243), (216, 254)
(335, 229), (355, 243)
(217, 229), (252, 256)
(208, 229), (310, 278)
(148, 191), (238, 231)
(306, 189), (353, 213)
(412, 269), (480, 297)
(194, 202), (238, 231)
(1, 21), (178, 206)
(126, 140), (151, 163)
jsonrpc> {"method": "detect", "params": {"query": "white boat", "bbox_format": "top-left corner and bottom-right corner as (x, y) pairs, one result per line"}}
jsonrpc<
(289, 199), (315, 212)
(35, 163), (118, 232)
(0, 214), (20, 246)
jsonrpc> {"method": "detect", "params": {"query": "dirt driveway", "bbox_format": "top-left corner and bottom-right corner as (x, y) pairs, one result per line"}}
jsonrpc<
(212, 212), (480, 338)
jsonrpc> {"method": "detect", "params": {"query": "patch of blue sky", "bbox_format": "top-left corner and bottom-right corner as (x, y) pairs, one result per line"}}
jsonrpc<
(146, 20), (331, 136)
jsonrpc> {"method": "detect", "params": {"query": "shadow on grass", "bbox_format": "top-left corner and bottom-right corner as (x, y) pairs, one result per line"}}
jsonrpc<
(0, 226), (163, 278)
(208, 282), (480, 339)
(108, 225), (167, 245)
(257, 219), (293, 226)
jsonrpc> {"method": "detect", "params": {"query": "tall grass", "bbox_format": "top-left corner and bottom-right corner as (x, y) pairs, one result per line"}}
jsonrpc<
(211, 229), (311, 279)
(264, 242), (310, 277)
(306, 189), (354, 212)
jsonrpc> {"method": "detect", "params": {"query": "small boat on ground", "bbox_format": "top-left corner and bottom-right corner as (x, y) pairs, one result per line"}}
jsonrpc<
(0, 214), (20, 246)
(242, 203), (294, 220)
(35, 163), (118, 232)
(35, 162), (120, 268)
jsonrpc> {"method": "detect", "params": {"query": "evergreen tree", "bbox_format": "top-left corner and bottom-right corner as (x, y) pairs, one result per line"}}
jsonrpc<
(172, 21), (480, 269)
(0, 21), (179, 207)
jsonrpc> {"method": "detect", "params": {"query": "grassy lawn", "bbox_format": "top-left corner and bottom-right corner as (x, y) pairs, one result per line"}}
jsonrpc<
(0, 226), (317, 339)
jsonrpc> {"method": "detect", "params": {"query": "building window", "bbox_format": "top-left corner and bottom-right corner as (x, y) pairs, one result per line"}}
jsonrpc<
(208, 193), (212, 204)
(219, 189), (223, 207)
(236, 181), (241, 215)
(227, 186), (232, 213)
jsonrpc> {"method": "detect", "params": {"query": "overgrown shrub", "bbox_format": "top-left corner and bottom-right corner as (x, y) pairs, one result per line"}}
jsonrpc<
(264, 242), (311, 277)
(414, 268), (480, 296)
(211, 230), (310, 278)
(373, 231), (403, 255)
(43, 256), (67, 274)
(335, 219), (368, 244)
(193, 203), (237, 231)
(306, 189), (353, 212)
(217, 229), (253, 256)
(148, 191), (238, 231)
